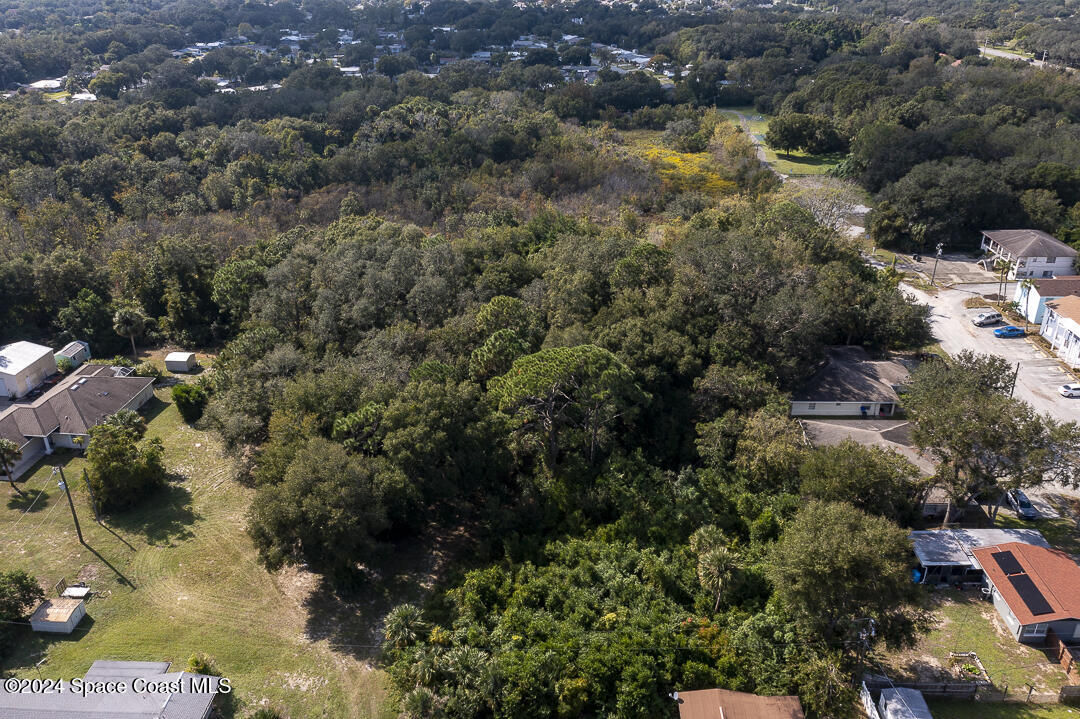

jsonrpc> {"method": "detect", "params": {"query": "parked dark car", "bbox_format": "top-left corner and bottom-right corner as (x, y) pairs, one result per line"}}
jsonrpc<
(1006, 489), (1039, 520)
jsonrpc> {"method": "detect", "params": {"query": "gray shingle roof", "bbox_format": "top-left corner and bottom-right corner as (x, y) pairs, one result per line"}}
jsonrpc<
(0, 662), (219, 718)
(793, 346), (910, 403)
(982, 229), (1078, 258)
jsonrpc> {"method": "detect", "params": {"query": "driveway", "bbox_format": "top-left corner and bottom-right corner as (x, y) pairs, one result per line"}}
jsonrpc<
(903, 282), (1078, 424)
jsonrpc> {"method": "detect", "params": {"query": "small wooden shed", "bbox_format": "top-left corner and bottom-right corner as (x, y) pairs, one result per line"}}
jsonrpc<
(29, 597), (86, 634)
(164, 352), (198, 373)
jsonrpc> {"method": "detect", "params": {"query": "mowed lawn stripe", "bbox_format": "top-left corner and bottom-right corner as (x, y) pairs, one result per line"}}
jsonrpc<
(0, 388), (393, 718)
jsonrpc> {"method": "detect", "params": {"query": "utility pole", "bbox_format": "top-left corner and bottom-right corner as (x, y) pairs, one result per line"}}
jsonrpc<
(930, 243), (943, 285)
(56, 467), (84, 546)
(82, 468), (100, 523)
(1010, 361), (1020, 397)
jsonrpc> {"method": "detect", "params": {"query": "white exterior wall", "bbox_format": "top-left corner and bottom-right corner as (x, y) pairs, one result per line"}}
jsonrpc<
(790, 400), (896, 417)
(1, 437), (45, 481)
(1014, 285), (1055, 324)
(1013, 256), (1076, 279)
(0, 351), (56, 399)
(990, 583), (1023, 640)
(1040, 308), (1080, 366)
(123, 382), (156, 412)
(31, 602), (85, 634)
(52, 434), (87, 450)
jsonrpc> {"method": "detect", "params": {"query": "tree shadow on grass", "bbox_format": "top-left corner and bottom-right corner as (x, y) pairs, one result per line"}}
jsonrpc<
(138, 395), (170, 424)
(105, 483), (199, 547)
(7, 488), (50, 512)
(302, 521), (480, 661)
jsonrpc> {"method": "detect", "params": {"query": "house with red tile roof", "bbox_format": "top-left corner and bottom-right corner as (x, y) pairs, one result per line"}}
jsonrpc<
(971, 542), (1080, 643)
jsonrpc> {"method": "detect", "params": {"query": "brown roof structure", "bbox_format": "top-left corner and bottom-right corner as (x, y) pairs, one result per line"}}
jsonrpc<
(1047, 295), (1080, 324)
(29, 598), (84, 624)
(972, 542), (1080, 625)
(1030, 275), (1080, 298)
(677, 689), (805, 719)
(792, 346), (910, 403)
(982, 229), (1077, 258)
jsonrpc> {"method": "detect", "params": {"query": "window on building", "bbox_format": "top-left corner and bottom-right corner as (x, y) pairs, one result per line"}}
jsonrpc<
(1043, 271), (1054, 278)
(807, 403), (815, 410)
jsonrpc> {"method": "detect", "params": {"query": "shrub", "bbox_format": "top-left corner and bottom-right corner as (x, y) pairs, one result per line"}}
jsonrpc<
(86, 424), (165, 511)
(56, 357), (74, 374)
(172, 384), (208, 423)
(135, 361), (161, 379)
(186, 653), (218, 675)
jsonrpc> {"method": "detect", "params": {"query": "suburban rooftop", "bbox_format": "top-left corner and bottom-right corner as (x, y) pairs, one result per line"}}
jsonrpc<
(910, 528), (1049, 567)
(972, 542), (1080, 625)
(1046, 294), (1080, 324)
(0, 341), (53, 375)
(981, 229), (1078, 258)
(792, 346), (910, 403)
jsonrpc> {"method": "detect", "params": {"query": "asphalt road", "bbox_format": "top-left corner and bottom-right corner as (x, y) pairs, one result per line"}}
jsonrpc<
(902, 282), (1079, 424)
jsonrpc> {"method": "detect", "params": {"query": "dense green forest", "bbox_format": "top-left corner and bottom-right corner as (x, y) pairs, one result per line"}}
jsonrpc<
(3, 0), (1080, 715)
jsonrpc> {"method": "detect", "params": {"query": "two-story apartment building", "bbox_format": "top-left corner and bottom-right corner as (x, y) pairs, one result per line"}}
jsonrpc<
(1014, 276), (1080, 324)
(1040, 294), (1080, 367)
(981, 229), (1078, 280)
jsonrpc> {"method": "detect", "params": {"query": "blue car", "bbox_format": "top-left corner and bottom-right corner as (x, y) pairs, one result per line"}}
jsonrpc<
(994, 326), (1025, 338)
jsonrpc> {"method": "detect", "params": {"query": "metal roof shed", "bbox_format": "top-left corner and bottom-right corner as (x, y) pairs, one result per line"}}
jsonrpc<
(879, 688), (933, 719)
(164, 352), (198, 372)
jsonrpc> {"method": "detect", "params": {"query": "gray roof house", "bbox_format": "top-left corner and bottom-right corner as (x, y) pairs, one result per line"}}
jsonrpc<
(878, 687), (933, 719)
(0, 660), (222, 718)
(790, 346), (911, 418)
(980, 229), (1078, 279)
(910, 528), (1049, 585)
(0, 364), (155, 481)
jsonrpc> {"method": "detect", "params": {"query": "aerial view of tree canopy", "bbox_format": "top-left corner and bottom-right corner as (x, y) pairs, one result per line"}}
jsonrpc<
(3, 0), (1080, 715)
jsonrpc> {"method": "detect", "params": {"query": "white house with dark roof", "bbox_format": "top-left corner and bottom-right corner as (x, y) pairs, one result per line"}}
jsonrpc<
(789, 346), (911, 417)
(980, 229), (1077, 279)
(0, 363), (155, 481)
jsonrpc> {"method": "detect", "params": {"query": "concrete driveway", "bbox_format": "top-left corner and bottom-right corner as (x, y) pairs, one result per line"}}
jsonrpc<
(903, 282), (1079, 424)
(898, 253), (998, 285)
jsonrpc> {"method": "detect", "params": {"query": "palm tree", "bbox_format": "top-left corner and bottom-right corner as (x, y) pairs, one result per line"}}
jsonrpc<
(0, 438), (26, 497)
(384, 604), (426, 649)
(994, 258), (1010, 301)
(113, 306), (147, 362)
(690, 525), (739, 612)
(1018, 278), (1036, 331)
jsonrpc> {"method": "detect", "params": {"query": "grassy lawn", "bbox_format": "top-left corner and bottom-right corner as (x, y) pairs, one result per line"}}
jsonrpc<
(928, 700), (1080, 719)
(717, 107), (843, 175)
(877, 591), (1069, 693)
(766, 148), (845, 176)
(0, 387), (393, 719)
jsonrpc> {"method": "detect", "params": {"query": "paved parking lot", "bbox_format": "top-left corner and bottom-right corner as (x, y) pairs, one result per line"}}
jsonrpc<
(895, 253), (998, 285)
(903, 282), (1078, 424)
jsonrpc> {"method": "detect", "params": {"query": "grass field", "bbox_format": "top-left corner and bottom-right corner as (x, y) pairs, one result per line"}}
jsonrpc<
(878, 591), (1069, 694)
(0, 386), (393, 718)
(928, 700), (1080, 719)
(718, 106), (844, 176)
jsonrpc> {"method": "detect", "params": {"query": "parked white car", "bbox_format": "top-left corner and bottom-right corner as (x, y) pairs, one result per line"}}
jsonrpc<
(1060, 383), (1080, 398)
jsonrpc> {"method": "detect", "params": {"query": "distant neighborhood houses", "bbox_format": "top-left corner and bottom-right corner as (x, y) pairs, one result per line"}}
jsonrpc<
(0, 341), (155, 481)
